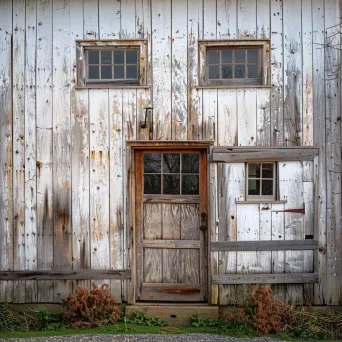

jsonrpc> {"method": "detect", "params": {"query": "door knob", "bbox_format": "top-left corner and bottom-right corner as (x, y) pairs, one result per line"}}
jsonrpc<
(200, 224), (207, 231)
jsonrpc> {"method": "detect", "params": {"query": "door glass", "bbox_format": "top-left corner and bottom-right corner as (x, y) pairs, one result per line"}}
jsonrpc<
(143, 152), (200, 195)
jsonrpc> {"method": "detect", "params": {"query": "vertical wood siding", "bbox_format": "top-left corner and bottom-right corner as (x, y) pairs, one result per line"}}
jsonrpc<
(0, 0), (341, 305)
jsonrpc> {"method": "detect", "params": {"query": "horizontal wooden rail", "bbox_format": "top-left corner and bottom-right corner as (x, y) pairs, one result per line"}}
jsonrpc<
(143, 240), (200, 249)
(0, 270), (131, 281)
(211, 147), (319, 163)
(212, 273), (319, 285)
(211, 240), (318, 251)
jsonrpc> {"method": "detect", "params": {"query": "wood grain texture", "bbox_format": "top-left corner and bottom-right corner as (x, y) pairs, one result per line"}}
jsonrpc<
(36, 0), (54, 303)
(270, 0), (284, 145)
(237, 0), (257, 38)
(0, 0), (13, 303)
(283, 0), (302, 146)
(52, 0), (73, 303)
(324, 0), (342, 305)
(217, 0), (237, 39)
(25, 0), (38, 303)
(12, 0), (26, 304)
(256, 0), (270, 39)
(188, 0), (203, 140)
(152, 0), (171, 140)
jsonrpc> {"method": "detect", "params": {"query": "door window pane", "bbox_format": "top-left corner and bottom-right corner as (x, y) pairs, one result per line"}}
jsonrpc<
(89, 66), (99, 79)
(126, 50), (138, 64)
(222, 50), (233, 63)
(114, 66), (124, 79)
(222, 65), (233, 79)
(262, 164), (274, 178)
(182, 154), (199, 173)
(248, 179), (260, 195)
(235, 50), (245, 63)
(144, 174), (161, 194)
(262, 180), (273, 196)
(101, 51), (112, 64)
(207, 50), (219, 63)
(114, 50), (125, 64)
(248, 64), (258, 78)
(234, 65), (245, 78)
(209, 65), (219, 79)
(182, 175), (199, 195)
(247, 49), (258, 63)
(88, 50), (99, 64)
(144, 153), (161, 173)
(163, 154), (180, 173)
(248, 164), (261, 178)
(126, 65), (137, 79)
(101, 66), (112, 79)
(163, 175), (180, 195)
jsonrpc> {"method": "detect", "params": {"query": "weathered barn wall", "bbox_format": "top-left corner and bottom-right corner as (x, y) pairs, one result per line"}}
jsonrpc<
(0, 0), (341, 304)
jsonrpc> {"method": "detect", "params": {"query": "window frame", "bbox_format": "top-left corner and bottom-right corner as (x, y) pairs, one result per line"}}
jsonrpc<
(198, 40), (270, 88)
(246, 162), (277, 201)
(76, 40), (148, 88)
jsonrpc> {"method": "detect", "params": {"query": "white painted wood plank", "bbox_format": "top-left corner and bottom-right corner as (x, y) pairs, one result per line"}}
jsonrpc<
(203, 0), (217, 39)
(271, 203), (285, 301)
(259, 204), (272, 273)
(256, 89), (271, 146)
(279, 161), (305, 304)
(236, 204), (260, 276)
(270, 0), (284, 145)
(217, 90), (238, 146)
(89, 90), (110, 277)
(121, 0), (136, 38)
(171, 0), (187, 140)
(109, 89), (123, 302)
(99, 0), (121, 39)
(52, 0), (73, 302)
(324, 0), (342, 305)
(188, 0), (203, 140)
(25, 0), (38, 303)
(283, 0), (302, 146)
(312, 0), (326, 305)
(83, 0), (99, 39)
(217, 0), (237, 39)
(237, 89), (257, 146)
(237, 0), (257, 38)
(70, 0), (91, 294)
(203, 90), (217, 142)
(36, 0), (54, 303)
(302, 0), (313, 146)
(303, 181), (314, 272)
(12, 0), (26, 304)
(152, 0), (171, 140)
(256, 0), (270, 39)
(218, 163), (245, 304)
(0, 0), (13, 303)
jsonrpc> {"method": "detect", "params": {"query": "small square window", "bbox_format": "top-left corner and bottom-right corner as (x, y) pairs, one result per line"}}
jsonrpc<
(246, 162), (276, 200)
(76, 40), (147, 88)
(199, 40), (270, 87)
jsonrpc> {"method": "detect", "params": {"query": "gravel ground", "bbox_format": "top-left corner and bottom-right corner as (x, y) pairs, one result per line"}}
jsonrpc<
(2, 334), (283, 342)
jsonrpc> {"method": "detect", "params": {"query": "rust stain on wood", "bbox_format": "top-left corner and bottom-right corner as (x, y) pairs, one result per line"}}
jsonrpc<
(158, 286), (200, 295)
(273, 204), (305, 214)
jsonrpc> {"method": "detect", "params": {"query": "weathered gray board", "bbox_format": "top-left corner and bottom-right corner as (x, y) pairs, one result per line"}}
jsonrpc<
(0, 0), (341, 305)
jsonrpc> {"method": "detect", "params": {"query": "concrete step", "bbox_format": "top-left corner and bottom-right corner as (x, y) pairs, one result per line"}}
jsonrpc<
(125, 304), (219, 326)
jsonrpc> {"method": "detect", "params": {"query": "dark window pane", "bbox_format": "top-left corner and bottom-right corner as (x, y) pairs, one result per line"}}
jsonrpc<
(234, 64), (245, 78)
(88, 50), (99, 64)
(248, 179), (260, 195)
(114, 50), (124, 64)
(207, 50), (219, 63)
(209, 65), (219, 79)
(144, 174), (161, 194)
(235, 49), (245, 63)
(248, 164), (261, 178)
(182, 175), (199, 195)
(262, 180), (273, 196)
(163, 154), (180, 173)
(114, 66), (124, 79)
(222, 65), (233, 79)
(101, 51), (112, 64)
(222, 50), (233, 63)
(88, 66), (99, 79)
(163, 175), (180, 195)
(101, 66), (112, 79)
(126, 65), (137, 79)
(247, 49), (258, 63)
(182, 154), (199, 173)
(126, 50), (137, 64)
(248, 64), (258, 78)
(262, 164), (274, 178)
(144, 153), (161, 173)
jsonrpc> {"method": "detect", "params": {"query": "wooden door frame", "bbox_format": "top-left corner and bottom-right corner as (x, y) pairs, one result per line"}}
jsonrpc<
(127, 141), (213, 304)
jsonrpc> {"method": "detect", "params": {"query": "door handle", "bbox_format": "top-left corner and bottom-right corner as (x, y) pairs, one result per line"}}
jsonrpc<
(200, 212), (207, 231)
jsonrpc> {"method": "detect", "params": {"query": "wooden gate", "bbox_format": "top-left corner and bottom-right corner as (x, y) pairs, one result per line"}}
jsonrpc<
(135, 149), (207, 301)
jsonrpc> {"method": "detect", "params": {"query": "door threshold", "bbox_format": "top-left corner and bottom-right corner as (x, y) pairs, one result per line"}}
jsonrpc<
(133, 302), (210, 306)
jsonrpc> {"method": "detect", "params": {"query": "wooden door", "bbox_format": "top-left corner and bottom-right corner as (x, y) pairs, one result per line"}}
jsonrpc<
(135, 150), (207, 301)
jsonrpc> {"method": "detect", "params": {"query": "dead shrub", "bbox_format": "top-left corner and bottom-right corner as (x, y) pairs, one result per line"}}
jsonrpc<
(62, 282), (119, 328)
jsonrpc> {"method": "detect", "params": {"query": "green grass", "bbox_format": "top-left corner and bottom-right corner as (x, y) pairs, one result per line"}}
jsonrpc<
(1, 324), (341, 341)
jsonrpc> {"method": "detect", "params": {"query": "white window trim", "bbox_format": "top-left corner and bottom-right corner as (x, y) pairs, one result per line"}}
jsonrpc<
(198, 40), (271, 88)
(76, 40), (148, 89)
(246, 162), (276, 201)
